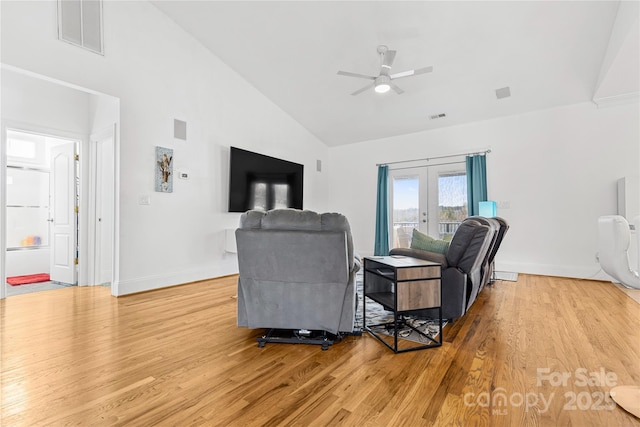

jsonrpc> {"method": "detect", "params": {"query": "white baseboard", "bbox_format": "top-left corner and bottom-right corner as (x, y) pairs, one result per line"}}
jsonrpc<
(114, 264), (238, 296)
(495, 261), (609, 281)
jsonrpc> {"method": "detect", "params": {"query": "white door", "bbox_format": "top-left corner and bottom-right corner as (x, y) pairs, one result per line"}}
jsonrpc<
(94, 131), (114, 286)
(50, 143), (77, 284)
(389, 164), (468, 249)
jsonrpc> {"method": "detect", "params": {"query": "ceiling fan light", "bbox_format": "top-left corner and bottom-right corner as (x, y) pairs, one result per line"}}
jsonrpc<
(375, 83), (391, 93)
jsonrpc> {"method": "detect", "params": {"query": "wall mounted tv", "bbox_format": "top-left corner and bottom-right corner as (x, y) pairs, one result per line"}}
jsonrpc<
(228, 147), (304, 212)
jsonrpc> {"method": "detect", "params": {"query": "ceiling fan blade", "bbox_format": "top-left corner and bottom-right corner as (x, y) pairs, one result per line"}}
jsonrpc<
(390, 66), (433, 80)
(381, 50), (396, 72)
(390, 83), (404, 95)
(337, 70), (376, 80)
(351, 82), (375, 96)
(412, 66), (433, 76)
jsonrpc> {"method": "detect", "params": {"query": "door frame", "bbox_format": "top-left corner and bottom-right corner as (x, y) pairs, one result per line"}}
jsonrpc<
(88, 125), (116, 289)
(1, 122), (86, 296)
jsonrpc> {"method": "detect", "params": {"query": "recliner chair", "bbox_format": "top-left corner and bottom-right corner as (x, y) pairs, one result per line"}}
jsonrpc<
(467, 216), (509, 289)
(388, 217), (494, 319)
(598, 215), (640, 289)
(235, 209), (360, 349)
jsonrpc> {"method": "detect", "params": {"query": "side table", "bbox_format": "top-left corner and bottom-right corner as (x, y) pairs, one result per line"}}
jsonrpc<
(363, 256), (442, 353)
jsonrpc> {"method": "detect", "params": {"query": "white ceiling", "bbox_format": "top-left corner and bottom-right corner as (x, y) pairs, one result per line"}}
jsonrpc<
(152, 1), (638, 147)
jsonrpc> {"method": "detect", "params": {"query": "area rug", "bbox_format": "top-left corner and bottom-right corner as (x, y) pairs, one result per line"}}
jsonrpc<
(354, 272), (446, 344)
(7, 273), (50, 286)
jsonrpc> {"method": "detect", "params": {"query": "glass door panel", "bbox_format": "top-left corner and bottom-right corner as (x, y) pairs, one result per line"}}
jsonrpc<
(6, 167), (50, 249)
(391, 175), (419, 248)
(390, 165), (467, 249)
(437, 172), (468, 240)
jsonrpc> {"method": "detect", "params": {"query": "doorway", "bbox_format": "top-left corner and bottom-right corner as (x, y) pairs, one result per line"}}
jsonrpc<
(389, 164), (468, 249)
(5, 129), (79, 296)
(0, 65), (120, 299)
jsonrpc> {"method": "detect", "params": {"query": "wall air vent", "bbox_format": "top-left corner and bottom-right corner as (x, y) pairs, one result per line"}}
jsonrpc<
(429, 113), (447, 120)
(495, 86), (511, 99)
(58, 0), (104, 55)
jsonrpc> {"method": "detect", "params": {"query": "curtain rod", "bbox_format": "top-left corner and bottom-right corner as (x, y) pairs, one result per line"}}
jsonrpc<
(389, 160), (465, 171)
(376, 148), (491, 167)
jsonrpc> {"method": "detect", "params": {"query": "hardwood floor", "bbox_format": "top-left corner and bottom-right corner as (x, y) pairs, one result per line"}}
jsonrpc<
(1, 274), (639, 426)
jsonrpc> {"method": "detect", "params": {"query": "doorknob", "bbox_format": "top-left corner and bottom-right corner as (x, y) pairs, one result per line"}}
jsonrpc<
(422, 219), (426, 223)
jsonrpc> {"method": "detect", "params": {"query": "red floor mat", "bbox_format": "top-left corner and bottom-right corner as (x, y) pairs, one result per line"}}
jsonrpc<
(7, 273), (50, 286)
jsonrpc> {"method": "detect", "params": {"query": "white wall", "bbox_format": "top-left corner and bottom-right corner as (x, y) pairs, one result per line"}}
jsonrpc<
(328, 101), (640, 279)
(1, 1), (329, 295)
(1, 70), (92, 132)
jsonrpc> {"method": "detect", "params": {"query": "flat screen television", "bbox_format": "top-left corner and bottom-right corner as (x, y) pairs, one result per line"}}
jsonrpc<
(228, 147), (304, 212)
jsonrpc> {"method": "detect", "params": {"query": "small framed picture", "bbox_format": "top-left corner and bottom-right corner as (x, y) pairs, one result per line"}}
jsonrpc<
(155, 146), (173, 193)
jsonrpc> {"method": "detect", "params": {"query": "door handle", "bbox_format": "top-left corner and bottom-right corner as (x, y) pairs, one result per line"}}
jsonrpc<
(47, 218), (54, 222)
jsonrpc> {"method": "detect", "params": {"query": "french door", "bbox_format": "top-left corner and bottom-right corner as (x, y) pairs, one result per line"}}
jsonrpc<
(389, 164), (468, 249)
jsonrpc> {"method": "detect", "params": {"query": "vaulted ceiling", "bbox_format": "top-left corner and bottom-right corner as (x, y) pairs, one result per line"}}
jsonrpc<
(152, 1), (639, 147)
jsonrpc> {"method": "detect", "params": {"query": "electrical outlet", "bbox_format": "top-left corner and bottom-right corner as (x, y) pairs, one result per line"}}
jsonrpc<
(139, 195), (151, 205)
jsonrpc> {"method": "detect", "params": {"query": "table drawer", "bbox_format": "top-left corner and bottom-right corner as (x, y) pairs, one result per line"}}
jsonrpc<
(397, 265), (440, 281)
(396, 279), (441, 311)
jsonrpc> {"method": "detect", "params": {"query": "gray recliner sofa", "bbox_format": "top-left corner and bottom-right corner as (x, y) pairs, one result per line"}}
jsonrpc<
(388, 218), (494, 319)
(236, 209), (360, 338)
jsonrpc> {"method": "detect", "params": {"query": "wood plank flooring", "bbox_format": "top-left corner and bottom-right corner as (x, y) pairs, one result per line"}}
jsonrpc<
(1, 274), (639, 426)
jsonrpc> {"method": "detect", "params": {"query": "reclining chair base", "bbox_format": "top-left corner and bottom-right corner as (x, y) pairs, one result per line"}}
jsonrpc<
(257, 329), (341, 351)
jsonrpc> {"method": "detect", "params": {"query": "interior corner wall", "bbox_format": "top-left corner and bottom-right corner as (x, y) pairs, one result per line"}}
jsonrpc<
(328, 101), (640, 280)
(1, 1), (329, 295)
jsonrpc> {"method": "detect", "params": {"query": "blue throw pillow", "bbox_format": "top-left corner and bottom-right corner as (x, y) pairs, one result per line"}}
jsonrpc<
(410, 228), (450, 254)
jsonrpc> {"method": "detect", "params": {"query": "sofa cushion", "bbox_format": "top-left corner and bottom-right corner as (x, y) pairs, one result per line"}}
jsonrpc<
(239, 209), (357, 272)
(261, 209), (322, 231)
(445, 220), (481, 266)
(239, 210), (266, 229)
(410, 229), (450, 254)
(456, 223), (490, 274)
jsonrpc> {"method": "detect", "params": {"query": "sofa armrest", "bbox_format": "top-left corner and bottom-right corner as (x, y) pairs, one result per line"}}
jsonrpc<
(389, 247), (448, 269)
(441, 267), (468, 319)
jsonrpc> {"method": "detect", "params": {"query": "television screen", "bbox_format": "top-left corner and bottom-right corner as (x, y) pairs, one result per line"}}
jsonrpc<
(228, 147), (304, 212)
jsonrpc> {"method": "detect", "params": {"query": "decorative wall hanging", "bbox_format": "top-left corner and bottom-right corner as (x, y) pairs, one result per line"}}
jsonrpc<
(155, 146), (173, 193)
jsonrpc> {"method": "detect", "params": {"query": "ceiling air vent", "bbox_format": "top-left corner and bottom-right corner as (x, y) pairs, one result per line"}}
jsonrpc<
(429, 113), (447, 120)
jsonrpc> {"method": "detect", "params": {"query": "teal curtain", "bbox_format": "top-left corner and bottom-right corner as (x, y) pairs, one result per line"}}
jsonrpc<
(374, 165), (389, 256)
(466, 155), (487, 216)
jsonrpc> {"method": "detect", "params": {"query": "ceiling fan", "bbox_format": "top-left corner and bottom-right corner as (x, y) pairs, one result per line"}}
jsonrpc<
(337, 45), (433, 96)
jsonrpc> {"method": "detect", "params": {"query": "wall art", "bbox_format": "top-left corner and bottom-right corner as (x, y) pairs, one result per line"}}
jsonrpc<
(155, 146), (173, 193)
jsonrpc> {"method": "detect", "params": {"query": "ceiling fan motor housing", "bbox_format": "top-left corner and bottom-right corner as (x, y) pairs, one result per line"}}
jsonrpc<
(374, 75), (391, 93)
